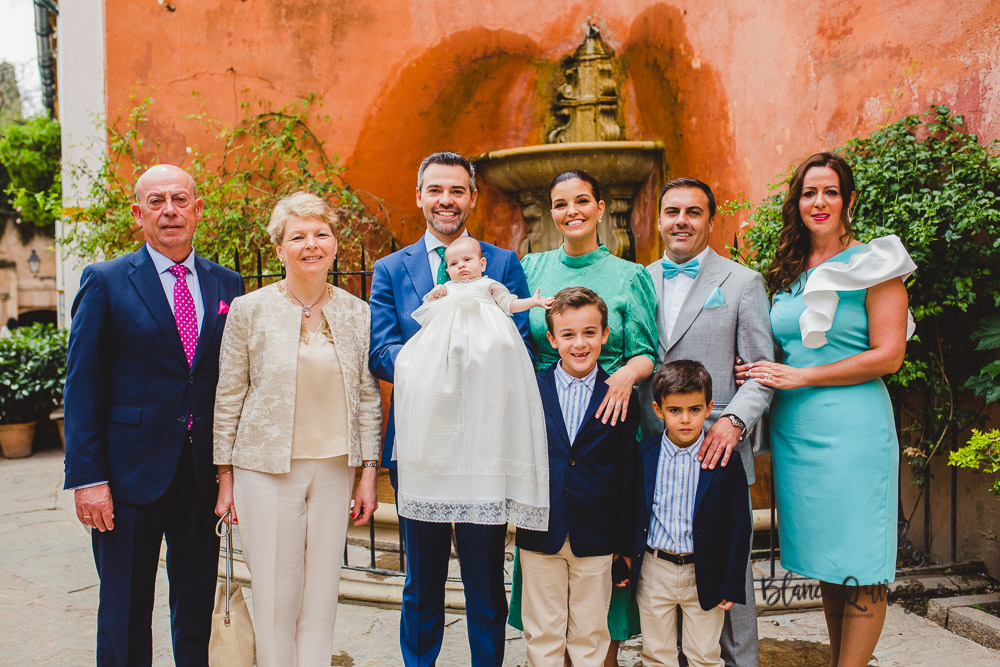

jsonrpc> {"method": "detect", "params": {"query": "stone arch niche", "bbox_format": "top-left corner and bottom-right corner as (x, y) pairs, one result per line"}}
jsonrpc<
(472, 24), (663, 261)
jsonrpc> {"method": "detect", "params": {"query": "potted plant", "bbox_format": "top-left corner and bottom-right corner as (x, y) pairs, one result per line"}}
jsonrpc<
(0, 323), (66, 457)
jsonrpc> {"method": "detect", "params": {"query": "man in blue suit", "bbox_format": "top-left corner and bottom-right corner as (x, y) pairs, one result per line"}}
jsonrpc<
(64, 164), (244, 666)
(369, 151), (532, 666)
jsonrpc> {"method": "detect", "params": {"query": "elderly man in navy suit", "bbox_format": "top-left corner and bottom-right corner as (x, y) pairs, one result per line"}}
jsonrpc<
(64, 164), (243, 666)
(369, 151), (532, 666)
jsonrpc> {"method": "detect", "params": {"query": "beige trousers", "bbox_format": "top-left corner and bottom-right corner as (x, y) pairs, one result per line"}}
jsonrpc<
(520, 539), (613, 667)
(234, 456), (354, 667)
(637, 556), (724, 667)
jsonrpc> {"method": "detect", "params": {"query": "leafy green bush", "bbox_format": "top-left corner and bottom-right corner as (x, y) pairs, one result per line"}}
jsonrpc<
(735, 106), (1000, 486)
(62, 95), (394, 273)
(0, 116), (61, 241)
(949, 430), (1000, 495)
(0, 323), (68, 424)
(949, 315), (1000, 494)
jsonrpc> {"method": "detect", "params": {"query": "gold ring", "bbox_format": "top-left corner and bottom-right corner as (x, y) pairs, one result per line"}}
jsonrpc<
(83, 514), (92, 518)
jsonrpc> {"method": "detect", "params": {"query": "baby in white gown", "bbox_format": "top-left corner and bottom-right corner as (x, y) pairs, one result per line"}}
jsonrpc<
(394, 237), (552, 530)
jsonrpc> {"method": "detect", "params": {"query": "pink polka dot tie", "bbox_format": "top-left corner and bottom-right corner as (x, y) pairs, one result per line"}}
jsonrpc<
(168, 264), (198, 367)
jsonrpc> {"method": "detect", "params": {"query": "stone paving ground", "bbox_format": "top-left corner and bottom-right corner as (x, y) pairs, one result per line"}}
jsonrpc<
(3, 446), (999, 666)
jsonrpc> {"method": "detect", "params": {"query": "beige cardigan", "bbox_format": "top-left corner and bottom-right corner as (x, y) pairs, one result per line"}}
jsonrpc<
(213, 283), (382, 473)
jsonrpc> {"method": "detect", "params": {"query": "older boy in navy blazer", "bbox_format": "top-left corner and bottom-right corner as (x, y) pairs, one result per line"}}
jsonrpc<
(630, 360), (752, 667)
(516, 287), (639, 667)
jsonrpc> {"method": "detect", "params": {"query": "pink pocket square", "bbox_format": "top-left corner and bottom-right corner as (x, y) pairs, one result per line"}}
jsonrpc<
(218, 300), (230, 315)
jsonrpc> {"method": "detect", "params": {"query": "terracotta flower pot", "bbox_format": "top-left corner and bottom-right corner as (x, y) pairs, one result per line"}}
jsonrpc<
(50, 409), (65, 450)
(0, 421), (36, 458)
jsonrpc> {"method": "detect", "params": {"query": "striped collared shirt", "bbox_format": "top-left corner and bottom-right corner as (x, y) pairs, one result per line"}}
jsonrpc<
(553, 362), (597, 444)
(647, 430), (704, 554)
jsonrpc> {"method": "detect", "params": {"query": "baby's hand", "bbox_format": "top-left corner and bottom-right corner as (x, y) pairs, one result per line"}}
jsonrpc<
(718, 599), (734, 611)
(427, 285), (448, 301)
(532, 288), (555, 309)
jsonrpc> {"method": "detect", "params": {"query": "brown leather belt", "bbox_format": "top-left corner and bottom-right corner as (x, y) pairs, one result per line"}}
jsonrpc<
(646, 546), (695, 565)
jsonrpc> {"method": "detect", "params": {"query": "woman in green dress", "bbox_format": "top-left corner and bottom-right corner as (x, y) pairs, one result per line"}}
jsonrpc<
(508, 169), (658, 665)
(739, 152), (913, 667)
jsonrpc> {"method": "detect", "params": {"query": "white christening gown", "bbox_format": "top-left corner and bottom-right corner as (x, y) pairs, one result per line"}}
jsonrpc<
(393, 277), (549, 530)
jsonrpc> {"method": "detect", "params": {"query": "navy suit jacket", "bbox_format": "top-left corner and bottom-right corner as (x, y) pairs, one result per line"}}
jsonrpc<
(630, 433), (752, 610)
(368, 237), (532, 467)
(63, 246), (244, 505)
(516, 365), (639, 558)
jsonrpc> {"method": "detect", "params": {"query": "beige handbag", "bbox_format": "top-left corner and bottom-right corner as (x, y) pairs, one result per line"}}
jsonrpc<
(209, 512), (255, 667)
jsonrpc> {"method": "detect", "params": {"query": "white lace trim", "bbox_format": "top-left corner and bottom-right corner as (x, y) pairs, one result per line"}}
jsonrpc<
(799, 235), (917, 349)
(396, 494), (550, 531)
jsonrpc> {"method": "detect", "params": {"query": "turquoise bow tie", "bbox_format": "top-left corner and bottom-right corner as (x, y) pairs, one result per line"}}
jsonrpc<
(661, 257), (700, 279)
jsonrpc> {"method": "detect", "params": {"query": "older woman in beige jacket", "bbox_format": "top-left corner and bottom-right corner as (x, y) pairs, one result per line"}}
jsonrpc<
(214, 192), (382, 667)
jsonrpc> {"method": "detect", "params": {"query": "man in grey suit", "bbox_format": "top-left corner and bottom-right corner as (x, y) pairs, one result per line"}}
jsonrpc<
(639, 177), (773, 667)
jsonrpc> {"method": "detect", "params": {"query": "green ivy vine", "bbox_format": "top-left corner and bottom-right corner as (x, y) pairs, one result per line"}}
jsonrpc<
(62, 94), (396, 275)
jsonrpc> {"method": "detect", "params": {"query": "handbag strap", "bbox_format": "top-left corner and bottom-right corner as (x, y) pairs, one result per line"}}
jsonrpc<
(215, 512), (234, 625)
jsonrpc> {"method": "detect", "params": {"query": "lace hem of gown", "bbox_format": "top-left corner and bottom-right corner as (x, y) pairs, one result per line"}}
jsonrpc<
(799, 234), (916, 349)
(396, 494), (550, 531)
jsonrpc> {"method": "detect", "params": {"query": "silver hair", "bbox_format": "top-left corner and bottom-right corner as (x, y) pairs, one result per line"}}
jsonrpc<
(267, 192), (338, 245)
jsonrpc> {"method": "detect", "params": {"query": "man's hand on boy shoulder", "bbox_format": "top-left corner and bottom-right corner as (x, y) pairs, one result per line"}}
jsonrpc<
(698, 418), (742, 470)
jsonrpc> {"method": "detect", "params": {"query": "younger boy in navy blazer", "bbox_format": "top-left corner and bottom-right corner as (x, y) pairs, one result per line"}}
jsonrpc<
(630, 360), (752, 667)
(516, 287), (639, 667)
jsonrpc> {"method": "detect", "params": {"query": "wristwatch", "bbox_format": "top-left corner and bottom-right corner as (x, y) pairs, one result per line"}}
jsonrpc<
(721, 413), (745, 431)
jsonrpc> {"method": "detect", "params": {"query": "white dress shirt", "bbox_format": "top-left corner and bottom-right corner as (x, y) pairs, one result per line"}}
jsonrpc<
(661, 245), (711, 342)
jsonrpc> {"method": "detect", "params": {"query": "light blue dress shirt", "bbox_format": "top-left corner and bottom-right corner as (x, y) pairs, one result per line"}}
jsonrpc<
(647, 430), (705, 554)
(553, 362), (597, 444)
(146, 243), (205, 334)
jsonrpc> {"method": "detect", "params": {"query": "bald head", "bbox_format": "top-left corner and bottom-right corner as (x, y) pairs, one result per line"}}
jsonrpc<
(135, 164), (198, 202)
(131, 164), (203, 263)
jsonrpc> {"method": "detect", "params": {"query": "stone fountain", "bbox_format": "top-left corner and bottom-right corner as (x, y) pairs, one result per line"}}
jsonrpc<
(472, 25), (663, 260)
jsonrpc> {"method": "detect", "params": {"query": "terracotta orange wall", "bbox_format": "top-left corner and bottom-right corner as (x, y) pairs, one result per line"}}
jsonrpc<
(103, 0), (1000, 265)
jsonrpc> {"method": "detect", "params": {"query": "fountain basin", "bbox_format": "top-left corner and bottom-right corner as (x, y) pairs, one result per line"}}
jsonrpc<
(472, 141), (663, 259)
(473, 141), (661, 192)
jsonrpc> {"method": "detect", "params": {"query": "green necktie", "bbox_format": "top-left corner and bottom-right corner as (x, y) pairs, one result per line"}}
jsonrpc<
(435, 247), (449, 285)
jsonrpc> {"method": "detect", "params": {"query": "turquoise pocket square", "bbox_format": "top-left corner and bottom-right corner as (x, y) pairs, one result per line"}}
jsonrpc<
(703, 287), (725, 309)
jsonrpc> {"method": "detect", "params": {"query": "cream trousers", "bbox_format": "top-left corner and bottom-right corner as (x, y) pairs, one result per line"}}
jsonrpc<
(637, 556), (724, 667)
(234, 456), (354, 667)
(520, 539), (613, 667)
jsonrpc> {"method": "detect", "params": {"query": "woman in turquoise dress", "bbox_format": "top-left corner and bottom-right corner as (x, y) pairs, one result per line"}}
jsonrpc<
(507, 169), (658, 665)
(740, 152), (914, 667)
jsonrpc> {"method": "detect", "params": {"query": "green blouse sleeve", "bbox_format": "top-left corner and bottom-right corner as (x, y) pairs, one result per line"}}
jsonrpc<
(623, 266), (658, 364)
(519, 253), (538, 287)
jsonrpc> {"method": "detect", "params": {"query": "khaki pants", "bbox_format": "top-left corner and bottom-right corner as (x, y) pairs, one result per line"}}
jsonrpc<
(520, 539), (613, 667)
(637, 556), (724, 667)
(234, 456), (354, 667)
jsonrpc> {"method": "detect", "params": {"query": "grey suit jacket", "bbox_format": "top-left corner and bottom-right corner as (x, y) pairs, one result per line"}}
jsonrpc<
(639, 249), (774, 483)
